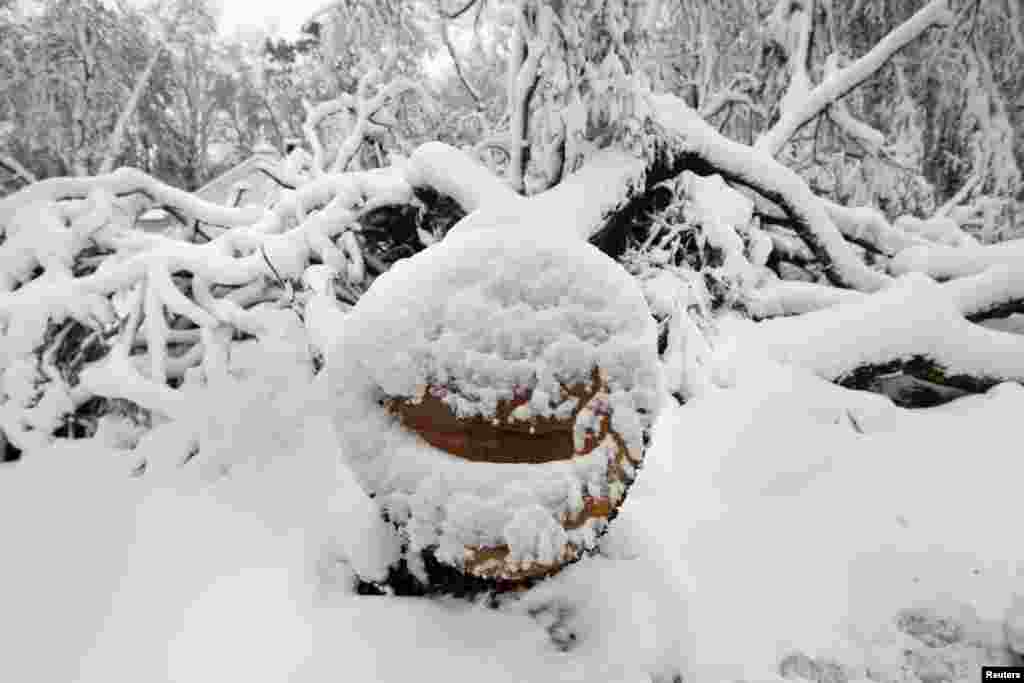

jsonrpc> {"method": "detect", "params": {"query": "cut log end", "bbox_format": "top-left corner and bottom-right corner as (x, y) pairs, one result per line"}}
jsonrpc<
(381, 368), (642, 583)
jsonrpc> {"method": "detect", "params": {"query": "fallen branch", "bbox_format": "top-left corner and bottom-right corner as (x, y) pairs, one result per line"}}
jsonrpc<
(648, 93), (890, 291)
(730, 274), (1024, 395)
(751, 261), (1024, 323)
(890, 238), (1024, 279)
(823, 200), (923, 256)
(405, 141), (519, 214)
(0, 167), (264, 235)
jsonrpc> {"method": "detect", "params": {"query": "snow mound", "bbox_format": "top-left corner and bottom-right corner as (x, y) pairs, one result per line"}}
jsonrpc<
(326, 225), (662, 572)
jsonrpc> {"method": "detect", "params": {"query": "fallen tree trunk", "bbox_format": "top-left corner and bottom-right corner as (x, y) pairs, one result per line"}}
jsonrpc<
(749, 262), (1024, 325)
(891, 239), (1024, 280)
(728, 273), (1024, 406)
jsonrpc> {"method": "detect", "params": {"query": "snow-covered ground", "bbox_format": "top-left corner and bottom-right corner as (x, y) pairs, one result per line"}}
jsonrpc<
(2, 333), (1022, 682)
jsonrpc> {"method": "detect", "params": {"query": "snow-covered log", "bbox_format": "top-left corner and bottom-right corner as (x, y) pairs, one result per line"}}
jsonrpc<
(406, 142), (646, 247)
(750, 263), (1024, 324)
(525, 151), (647, 242)
(890, 238), (1024, 279)
(727, 274), (1024, 402)
(892, 214), (979, 249)
(326, 223), (662, 587)
(404, 142), (519, 214)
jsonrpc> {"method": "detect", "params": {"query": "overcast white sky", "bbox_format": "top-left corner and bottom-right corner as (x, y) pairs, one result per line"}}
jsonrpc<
(217, 0), (326, 38)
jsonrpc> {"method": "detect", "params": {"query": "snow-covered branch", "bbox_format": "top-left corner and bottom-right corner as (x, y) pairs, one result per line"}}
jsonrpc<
(750, 261), (1024, 324)
(328, 72), (429, 174)
(699, 90), (763, 121)
(891, 237), (1024, 280)
(649, 93), (890, 291)
(822, 200), (923, 256)
(745, 280), (865, 318)
(405, 142), (518, 214)
(303, 97), (356, 177)
(733, 273), (1024, 389)
(0, 167), (264, 235)
(0, 161), (418, 450)
(504, 0), (552, 193)
(821, 55), (885, 155)
(755, 0), (954, 157)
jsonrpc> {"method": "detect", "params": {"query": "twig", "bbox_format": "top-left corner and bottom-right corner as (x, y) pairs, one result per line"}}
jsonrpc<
(259, 245), (286, 286)
(439, 0), (480, 20)
(439, 9), (482, 105)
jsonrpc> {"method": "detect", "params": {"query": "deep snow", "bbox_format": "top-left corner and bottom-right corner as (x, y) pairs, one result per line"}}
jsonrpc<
(2, 341), (1022, 682)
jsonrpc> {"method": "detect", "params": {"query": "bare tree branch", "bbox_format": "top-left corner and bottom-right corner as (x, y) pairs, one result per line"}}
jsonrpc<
(439, 0), (481, 20)
(0, 154), (37, 185)
(99, 42), (165, 174)
(438, 10), (482, 105)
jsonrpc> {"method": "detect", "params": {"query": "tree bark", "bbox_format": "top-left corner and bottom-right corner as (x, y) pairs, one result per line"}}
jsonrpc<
(99, 44), (165, 175)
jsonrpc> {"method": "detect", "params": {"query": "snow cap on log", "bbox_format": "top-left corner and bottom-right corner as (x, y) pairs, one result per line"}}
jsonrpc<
(326, 223), (663, 583)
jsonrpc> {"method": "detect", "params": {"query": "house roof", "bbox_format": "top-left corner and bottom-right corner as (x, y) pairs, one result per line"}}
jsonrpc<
(137, 147), (287, 232)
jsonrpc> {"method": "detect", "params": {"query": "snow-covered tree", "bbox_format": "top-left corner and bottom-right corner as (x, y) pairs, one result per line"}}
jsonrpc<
(4, 3), (1024, 682)
(1, 0), (1023, 590)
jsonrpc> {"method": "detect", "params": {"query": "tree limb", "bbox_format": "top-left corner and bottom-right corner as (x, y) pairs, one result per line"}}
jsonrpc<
(649, 93), (890, 291)
(0, 154), (37, 185)
(439, 0), (480, 20)
(99, 42), (165, 174)
(755, 0), (954, 157)
(0, 167), (264, 235)
(438, 4), (482, 104)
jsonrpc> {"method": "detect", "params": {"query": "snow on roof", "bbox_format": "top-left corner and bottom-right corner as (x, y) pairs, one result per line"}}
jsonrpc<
(325, 224), (663, 571)
(171, 149), (287, 216)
